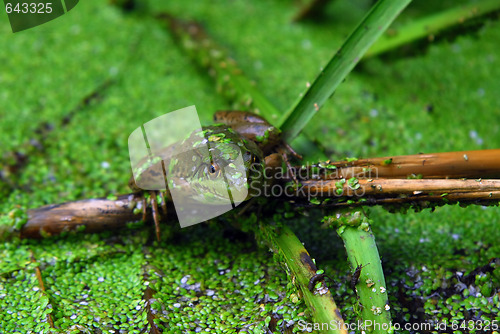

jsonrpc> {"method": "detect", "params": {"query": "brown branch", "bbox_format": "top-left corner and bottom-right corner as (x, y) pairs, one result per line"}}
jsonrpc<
(290, 178), (500, 209)
(300, 178), (500, 196)
(140, 248), (163, 334)
(18, 149), (500, 238)
(143, 285), (161, 334)
(29, 250), (55, 328)
(141, 264), (161, 334)
(22, 194), (146, 239)
(303, 149), (500, 180)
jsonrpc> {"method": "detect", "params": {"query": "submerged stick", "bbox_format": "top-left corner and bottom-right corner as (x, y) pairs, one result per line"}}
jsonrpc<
(157, 13), (279, 121)
(29, 250), (55, 328)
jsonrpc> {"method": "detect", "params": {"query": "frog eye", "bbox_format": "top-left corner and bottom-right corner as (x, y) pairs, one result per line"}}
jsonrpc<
(208, 163), (222, 178)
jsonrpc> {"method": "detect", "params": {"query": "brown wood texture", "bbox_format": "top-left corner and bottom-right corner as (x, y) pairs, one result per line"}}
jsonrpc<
(22, 194), (145, 238)
(316, 149), (500, 179)
(299, 179), (500, 196)
(20, 149), (500, 238)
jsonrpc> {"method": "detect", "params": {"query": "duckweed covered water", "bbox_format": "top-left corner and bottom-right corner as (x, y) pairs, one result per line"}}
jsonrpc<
(1, 0), (499, 332)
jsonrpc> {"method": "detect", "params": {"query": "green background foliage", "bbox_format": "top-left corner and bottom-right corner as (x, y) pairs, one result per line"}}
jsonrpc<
(0, 0), (499, 332)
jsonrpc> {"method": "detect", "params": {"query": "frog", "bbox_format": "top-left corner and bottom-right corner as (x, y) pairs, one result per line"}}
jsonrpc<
(128, 110), (300, 240)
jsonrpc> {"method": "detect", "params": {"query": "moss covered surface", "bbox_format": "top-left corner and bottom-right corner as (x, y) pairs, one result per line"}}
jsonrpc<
(0, 0), (499, 333)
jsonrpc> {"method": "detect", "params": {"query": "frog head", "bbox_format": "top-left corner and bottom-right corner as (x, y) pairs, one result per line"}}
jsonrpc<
(167, 125), (265, 205)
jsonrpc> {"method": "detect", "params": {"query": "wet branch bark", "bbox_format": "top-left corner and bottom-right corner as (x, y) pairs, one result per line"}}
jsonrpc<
(22, 194), (146, 239)
(17, 149), (500, 239)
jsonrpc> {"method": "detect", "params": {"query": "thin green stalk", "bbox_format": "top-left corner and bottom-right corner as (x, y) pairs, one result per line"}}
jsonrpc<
(325, 211), (391, 333)
(280, 0), (412, 141)
(261, 224), (347, 334)
(365, 0), (500, 58)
